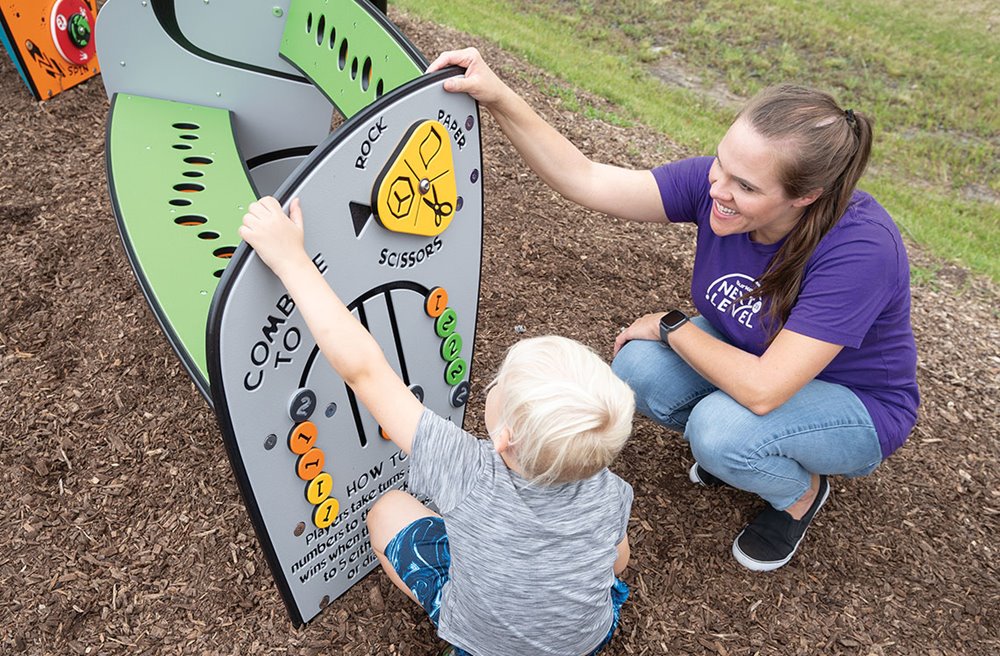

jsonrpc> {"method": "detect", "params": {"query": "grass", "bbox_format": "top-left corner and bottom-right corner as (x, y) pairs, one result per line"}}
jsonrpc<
(392, 0), (1000, 281)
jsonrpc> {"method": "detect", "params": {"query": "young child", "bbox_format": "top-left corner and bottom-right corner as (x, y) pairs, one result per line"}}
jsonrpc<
(240, 196), (635, 655)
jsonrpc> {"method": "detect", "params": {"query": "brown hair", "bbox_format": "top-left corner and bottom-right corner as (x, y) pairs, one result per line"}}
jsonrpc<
(737, 84), (873, 343)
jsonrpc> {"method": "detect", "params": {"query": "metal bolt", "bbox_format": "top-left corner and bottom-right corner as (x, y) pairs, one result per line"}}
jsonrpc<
(419, 178), (430, 194)
(272, 7), (284, 17)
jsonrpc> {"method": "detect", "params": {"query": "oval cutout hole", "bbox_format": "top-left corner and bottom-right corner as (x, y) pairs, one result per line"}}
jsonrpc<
(169, 198), (192, 207)
(338, 39), (348, 70)
(172, 144), (192, 150)
(174, 215), (207, 226)
(328, 26), (337, 49)
(179, 134), (199, 140)
(350, 57), (358, 80)
(198, 231), (220, 240)
(184, 156), (213, 165)
(213, 269), (224, 278)
(361, 57), (372, 91)
(213, 246), (236, 259)
(174, 183), (204, 193)
(306, 12), (312, 33)
(183, 171), (204, 178)
(172, 122), (199, 130)
(376, 79), (384, 98)
(316, 15), (325, 46)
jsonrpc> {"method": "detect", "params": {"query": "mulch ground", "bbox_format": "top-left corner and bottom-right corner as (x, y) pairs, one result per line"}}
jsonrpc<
(2, 9), (998, 656)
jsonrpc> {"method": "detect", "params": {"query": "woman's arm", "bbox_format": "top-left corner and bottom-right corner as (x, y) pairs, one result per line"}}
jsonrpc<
(239, 197), (425, 453)
(428, 48), (666, 223)
(614, 313), (843, 415)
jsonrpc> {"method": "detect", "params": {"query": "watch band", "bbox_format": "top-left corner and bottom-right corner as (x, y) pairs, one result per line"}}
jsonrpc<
(659, 309), (689, 344)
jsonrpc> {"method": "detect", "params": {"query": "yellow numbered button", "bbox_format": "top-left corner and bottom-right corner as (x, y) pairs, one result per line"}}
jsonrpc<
(373, 120), (457, 237)
(312, 497), (340, 529)
(305, 472), (334, 505)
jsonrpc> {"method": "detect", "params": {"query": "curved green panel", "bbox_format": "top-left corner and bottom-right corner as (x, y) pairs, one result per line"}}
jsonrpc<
(107, 94), (259, 394)
(279, 0), (427, 118)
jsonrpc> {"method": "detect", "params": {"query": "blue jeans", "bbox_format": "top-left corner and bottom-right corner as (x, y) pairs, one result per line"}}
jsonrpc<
(611, 316), (883, 510)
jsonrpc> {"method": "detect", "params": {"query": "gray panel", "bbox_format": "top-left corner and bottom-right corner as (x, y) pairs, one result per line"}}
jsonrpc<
(95, 0), (332, 163)
(173, 0), (302, 76)
(248, 155), (313, 198)
(212, 74), (482, 623)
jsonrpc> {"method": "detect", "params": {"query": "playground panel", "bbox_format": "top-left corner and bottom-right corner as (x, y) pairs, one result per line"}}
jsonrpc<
(99, 0), (485, 626)
(105, 93), (259, 400)
(208, 70), (482, 626)
(95, 0), (334, 196)
(1, 0), (101, 99)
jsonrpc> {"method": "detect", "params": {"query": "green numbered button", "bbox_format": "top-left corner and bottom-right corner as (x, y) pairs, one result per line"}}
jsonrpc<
(435, 308), (457, 338)
(444, 358), (467, 386)
(441, 333), (463, 362)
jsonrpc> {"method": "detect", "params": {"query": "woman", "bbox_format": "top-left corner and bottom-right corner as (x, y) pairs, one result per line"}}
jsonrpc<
(428, 48), (919, 571)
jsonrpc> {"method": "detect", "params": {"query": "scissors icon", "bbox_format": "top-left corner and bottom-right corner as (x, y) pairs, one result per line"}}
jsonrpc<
(421, 186), (453, 227)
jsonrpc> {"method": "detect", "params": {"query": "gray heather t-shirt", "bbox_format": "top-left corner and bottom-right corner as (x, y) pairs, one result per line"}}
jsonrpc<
(409, 409), (633, 656)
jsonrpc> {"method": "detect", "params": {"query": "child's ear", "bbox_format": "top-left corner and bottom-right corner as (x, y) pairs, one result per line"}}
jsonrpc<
(492, 426), (513, 453)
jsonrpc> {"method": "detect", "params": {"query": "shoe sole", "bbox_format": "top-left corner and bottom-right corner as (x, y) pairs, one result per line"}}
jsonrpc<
(731, 481), (831, 572)
(688, 462), (705, 486)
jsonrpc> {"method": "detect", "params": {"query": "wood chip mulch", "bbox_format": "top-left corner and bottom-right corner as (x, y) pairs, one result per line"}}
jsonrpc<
(1, 10), (997, 656)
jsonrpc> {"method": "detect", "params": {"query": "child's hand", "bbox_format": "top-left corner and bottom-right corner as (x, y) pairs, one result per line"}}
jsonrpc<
(239, 196), (309, 277)
(426, 47), (509, 107)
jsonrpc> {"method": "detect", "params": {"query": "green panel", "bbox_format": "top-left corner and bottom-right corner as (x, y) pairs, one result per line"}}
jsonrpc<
(108, 94), (258, 384)
(279, 0), (426, 118)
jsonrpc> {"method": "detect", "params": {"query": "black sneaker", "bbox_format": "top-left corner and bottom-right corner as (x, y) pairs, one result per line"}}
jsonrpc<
(732, 475), (830, 572)
(688, 462), (730, 488)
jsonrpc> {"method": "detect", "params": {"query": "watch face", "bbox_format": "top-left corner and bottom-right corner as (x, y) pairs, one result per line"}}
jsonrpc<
(661, 309), (688, 330)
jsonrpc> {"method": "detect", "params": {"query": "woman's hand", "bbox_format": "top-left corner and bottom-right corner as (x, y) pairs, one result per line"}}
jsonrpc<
(239, 196), (310, 278)
(426, 47), (510, 107)
(613, 312), (666, 357)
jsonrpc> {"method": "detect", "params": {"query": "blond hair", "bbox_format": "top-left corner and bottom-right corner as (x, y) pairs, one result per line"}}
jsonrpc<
(491, 336), (635, 485)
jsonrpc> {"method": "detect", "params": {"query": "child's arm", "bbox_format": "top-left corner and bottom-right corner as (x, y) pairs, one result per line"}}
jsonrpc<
(614, 534), (630, 576)
(239, 196), (424, 454)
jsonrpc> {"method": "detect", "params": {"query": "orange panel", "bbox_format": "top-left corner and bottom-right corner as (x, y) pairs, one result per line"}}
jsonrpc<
(1, 0), (100, 100)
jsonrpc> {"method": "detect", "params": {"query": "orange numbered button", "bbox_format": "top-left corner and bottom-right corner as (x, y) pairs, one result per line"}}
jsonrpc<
(296, 447), (325, 480)
(305, 472), (333, 505)
(425, 287), (448, 318)
(312, 497), (340, 529)
(287, 421), (318, 454)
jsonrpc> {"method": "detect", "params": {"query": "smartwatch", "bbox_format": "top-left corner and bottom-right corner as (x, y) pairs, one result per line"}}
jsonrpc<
(658, 309), (689, 344)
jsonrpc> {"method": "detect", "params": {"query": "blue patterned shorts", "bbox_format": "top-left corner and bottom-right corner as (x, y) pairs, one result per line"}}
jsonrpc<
(385, 516), (629, 655)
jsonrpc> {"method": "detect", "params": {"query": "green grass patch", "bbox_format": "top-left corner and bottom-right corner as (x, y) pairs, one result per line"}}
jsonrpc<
(394, 0), (1000, 281)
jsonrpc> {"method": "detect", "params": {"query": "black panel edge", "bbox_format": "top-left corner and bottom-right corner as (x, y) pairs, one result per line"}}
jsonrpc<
(246, 146), (318, 171)
(463, 101), (486, 430)
(355, 0), (429, 69)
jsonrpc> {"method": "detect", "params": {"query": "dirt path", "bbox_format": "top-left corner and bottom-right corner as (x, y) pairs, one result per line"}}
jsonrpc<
(1, 10), (998, 656)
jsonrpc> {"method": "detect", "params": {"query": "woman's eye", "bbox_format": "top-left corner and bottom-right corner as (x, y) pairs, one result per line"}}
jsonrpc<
(739, 182), (754, 192)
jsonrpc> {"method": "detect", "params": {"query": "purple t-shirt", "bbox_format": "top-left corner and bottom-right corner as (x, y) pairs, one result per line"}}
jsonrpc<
(652, 156), (918, 457)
